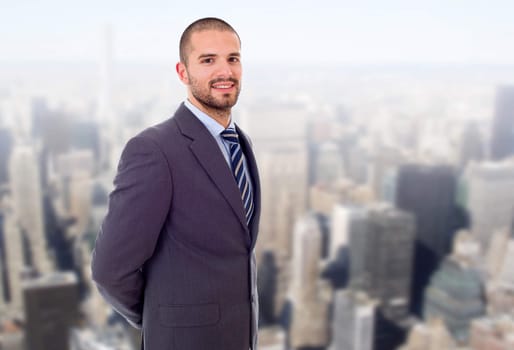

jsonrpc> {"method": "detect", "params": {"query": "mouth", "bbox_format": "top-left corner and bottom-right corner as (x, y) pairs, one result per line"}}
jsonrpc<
(211, 79), (237, 92)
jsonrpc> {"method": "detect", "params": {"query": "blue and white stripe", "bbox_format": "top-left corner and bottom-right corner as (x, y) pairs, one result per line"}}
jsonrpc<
(220, 128), (254, 225)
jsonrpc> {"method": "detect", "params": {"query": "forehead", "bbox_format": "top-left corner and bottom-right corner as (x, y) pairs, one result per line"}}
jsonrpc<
(188, 30), (241, 55)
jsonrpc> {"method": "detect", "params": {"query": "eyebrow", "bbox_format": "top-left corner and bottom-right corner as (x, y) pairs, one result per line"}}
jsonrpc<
(197, 52), (241, 60)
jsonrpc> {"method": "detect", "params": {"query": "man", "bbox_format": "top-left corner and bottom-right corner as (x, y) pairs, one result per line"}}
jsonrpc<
(91, 17), (260, 350)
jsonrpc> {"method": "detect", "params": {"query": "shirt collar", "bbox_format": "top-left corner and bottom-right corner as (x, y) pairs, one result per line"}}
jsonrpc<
(184, 99), (235, 137)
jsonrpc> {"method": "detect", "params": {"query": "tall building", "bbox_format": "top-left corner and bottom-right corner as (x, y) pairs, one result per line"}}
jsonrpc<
(348, 206), (415, 350)
(79, 180), (111, 326)
(23, 272), (79, 350)
(8, 145), (52, 274)
(423, 255), (485, 343)
(330, 205), (367, 262)
(349, 206), (415, 322)
(486, 230), (514, 315)
(323, 205), (367, 289)
(243, 100), (310, 319)
(52, 149), (95, 238)
(367, 146), (407, 202)
(258, 146), (308, 258)
(310, 141), (344, 186)
(289, 213), (331, 349)
(330, 290), (376, 350)
(97, 24), (114, 126)
(70, 121), (100, 159)
(396, 164), (461, 315)
(490, 85), (514, 161)
(258, 250), (279, 326)
(97, 24), (122, 172)
(1, 200), (24, 310)
(0, 128), (13, 185)
(458, 121), (484, 170)
(0, 214), (5, 310)
(346, 143), (369, 186)
(465, 159), (514, 249)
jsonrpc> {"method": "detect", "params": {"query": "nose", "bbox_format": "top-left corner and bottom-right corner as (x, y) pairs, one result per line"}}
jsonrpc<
(215, 60), (233, 78)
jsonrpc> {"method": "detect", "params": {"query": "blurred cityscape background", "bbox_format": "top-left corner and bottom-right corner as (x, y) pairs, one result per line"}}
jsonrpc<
(1, 1), (514, 350)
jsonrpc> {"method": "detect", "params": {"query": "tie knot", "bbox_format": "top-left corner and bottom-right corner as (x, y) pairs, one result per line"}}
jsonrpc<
(220, 128), (239, 144)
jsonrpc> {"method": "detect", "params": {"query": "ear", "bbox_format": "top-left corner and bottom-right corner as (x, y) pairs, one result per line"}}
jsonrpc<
(176, 62), (189, 84)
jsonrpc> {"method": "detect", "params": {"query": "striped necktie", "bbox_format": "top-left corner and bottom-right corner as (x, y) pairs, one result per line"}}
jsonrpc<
(220, 128), (254, 225)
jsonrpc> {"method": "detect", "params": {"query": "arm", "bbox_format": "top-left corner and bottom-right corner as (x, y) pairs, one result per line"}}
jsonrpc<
(91, 135), (172, 328)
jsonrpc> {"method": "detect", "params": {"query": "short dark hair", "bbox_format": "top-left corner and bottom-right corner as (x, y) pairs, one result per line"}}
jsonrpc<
(179, 17), (241, 65)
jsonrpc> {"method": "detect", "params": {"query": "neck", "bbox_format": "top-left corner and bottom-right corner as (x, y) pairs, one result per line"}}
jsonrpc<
(187, 97), (231, 128)
(205, 108), (231, 128)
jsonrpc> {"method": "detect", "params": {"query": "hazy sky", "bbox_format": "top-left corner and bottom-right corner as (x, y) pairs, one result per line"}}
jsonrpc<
(2, 0), (514, 65)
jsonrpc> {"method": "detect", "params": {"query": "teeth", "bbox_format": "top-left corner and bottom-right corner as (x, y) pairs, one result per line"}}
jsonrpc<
(214, 85), (231, 88)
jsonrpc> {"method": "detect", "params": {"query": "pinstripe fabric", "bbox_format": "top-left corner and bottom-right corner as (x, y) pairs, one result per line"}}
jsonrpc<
(221, 128), (254, 225)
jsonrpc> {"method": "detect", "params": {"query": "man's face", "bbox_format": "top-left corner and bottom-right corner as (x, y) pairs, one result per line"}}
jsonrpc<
(177, 30), (242, 114)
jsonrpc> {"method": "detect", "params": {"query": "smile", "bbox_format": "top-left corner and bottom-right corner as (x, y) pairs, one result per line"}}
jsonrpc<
(212, 82), (235, 89)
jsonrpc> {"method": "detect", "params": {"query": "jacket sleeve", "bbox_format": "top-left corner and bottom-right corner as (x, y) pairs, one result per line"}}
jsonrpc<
(91, 135), (172, 328)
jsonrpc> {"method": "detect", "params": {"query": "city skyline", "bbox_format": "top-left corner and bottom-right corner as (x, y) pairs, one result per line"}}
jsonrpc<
(0, 66), (513, 349)
(1, 9), (514, 347)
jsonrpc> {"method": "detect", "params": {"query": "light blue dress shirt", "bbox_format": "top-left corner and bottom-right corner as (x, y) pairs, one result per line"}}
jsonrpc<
(184, 100), (254, 196)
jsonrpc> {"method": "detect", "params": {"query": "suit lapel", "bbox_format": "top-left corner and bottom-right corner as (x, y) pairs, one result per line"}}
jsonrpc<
(174, 104), (251, 242)
(237, 125), (261, 249)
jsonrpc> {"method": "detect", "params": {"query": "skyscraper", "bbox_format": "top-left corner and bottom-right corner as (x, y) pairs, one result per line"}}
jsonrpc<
(495, 239), (514, 290)
(289, 213), (330, 349)
(53, 149), (95, 238)
(330, 290), (376, 350)
(465, 159), (514, 249)
(486, 229), (510, 279)
(486, 229), (514, 316)
(23, 272), (79, 350)
(311, 141), (344, 186)
(396, 164), (461, 315)
(1, 199), (24, 310)
(0, 212), (5, 309)
(324, 205), (367, 289)
(8, 145), (52, 274)
(349, 205), (415, 322)
(458, 121), (484, 170)
(330, 205), (367, 262)
(258, 250), (279, 326)
(490, 85), (514, 161)
(0, 128), (13, 185)
(97, 24), (119, 172)
(348, 205), (415, 350)
(368, 146), (407, 202)
(244, 100), (310, 319)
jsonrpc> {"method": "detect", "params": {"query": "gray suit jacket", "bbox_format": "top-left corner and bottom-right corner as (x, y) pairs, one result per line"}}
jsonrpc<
(91, 103), (261, 350)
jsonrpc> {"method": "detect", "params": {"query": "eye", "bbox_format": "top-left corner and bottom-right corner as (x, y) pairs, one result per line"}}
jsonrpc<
(201, 58), (214, 64)
(229, 56), (240, 63)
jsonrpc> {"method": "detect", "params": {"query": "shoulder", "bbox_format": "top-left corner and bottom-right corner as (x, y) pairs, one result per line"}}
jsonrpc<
(135, 102), (195, 145)
(137, 116), (178, 145)
(117, 121), (174, 168)
(121, 103), (200, 164)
